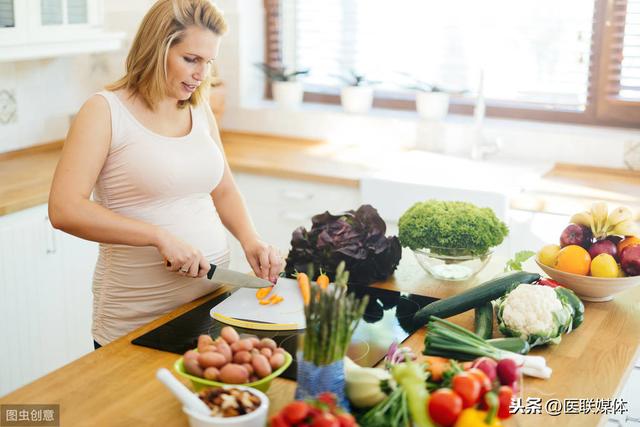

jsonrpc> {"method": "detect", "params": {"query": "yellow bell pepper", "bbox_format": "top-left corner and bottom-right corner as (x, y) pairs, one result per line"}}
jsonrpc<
(454, 392), (502, 427)
(454, 409), (502, 427)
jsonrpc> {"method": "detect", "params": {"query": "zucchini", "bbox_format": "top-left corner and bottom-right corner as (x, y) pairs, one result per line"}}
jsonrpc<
(487, 337), (531, 355)
(555, 287), (584, 330)
(473, 302), (494, 339)
(413, 271), (541, 327)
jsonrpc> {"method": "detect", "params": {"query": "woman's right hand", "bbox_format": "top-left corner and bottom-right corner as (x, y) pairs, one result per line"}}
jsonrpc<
(155, 228), (209, 278)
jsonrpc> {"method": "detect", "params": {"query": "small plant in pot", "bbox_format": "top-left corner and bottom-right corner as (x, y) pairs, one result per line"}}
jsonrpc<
(335, 70), (379, 114)
(402, 75), (465, 121)
(255, 63), (309, 110)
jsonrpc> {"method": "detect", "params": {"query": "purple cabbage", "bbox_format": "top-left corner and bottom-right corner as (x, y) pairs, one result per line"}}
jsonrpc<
(284, 205), (402, 285)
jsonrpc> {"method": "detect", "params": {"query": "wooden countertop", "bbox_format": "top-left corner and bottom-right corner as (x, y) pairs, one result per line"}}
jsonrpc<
(1, 132), (640, 218)
(1, 254), (638, 427)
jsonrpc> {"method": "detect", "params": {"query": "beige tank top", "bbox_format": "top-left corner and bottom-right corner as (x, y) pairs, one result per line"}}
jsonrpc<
(92, 90), (229, 345)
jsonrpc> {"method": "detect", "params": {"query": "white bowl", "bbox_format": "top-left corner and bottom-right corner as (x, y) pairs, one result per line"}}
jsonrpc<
(183, 386), (269, 427)
(535, 259), (640, 302)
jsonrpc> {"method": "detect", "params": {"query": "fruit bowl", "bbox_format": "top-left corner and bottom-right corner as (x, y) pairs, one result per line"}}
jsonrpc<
(174, 351), (292, 392)
(413, 248), (493, 282)
(535, 259), (640, 302)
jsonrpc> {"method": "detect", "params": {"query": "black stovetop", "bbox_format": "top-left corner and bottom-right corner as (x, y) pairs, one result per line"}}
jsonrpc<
(132, 286), (437, 380)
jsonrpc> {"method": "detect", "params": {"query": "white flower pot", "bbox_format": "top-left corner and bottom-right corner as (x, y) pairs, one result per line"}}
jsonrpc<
(340, 85), (374, 114)
(272, 81), (303, 110)
(416, 91), (450, 121)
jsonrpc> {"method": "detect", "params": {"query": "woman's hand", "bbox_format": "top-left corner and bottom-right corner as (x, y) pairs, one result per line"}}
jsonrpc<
(155, 228), (210, 278)
(242, 238), (284, 283)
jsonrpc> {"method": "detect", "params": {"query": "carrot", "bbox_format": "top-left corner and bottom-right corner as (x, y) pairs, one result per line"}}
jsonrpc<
(296, 272), (311, 305)
(316, 272), (330, 290)
(259, 299), (271, 305)
(425, 356), (451, 382)
(270, 295), (284, 305)
(256, 286), (273, 300)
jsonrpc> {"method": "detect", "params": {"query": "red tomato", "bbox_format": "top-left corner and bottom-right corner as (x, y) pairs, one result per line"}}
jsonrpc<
(428, 388), (463, 427)
(497, 385), (514, 419)
(311, 412), (339, 427)
(269, 412), (291, 427)
(467, 368), (492, 395)
(283, 401), (310, 424)
(452, 372), (481, 408)
(336, 413), (357, 427)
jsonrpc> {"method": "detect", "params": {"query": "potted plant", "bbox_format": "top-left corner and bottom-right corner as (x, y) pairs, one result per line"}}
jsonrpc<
(335, 70), (379, 114)
(403, 76), (464, 121)
(255, 63), (309, 110)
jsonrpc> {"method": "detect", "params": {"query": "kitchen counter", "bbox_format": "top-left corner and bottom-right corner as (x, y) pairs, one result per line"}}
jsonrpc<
(1, 255), (638, 427)
(1, 132), (640, 218)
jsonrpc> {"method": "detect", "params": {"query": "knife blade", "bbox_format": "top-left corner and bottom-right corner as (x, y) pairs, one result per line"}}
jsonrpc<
(206, 263), (273, 288)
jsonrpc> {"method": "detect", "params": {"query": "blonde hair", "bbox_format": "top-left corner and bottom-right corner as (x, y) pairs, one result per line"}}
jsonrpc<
(107, 0), (227, 110)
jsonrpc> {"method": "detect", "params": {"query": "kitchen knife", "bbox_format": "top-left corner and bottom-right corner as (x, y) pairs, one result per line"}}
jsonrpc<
(206, 263), (273, 288)
(165, 260), (273, 288)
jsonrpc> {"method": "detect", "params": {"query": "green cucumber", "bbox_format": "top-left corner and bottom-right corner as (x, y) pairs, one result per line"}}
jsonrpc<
(555, 287), (584, 330)
(474, 302), (494, 339)
(487, 337), (531, 355)
(413, 271), (541, 327)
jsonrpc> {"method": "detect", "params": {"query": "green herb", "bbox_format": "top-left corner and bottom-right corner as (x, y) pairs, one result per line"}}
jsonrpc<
(398, 200), (508, 256)
(302, 267), (368, 365)
(359, 387), (410, 427)
(504, 250), (536, 272)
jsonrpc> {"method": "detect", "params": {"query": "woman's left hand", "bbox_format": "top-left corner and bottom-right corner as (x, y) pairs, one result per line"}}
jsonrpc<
(242, 239), (284, 283)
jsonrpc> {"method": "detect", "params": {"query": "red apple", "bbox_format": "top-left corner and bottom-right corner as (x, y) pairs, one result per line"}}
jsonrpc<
(589, 239), (618, 261)
(560, 224), (593, 249)
(620, 245), (640, 277)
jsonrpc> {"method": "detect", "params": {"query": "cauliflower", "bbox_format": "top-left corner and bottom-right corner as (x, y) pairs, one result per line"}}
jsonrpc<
(495, 284), (574, 347)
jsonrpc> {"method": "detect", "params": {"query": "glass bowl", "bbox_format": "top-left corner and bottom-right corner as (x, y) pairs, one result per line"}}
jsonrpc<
(413, 247), (493, 281)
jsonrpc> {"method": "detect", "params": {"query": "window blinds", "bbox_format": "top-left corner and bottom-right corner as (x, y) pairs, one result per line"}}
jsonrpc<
(0, 0), (14, 28)
(274, 0), (595, 111)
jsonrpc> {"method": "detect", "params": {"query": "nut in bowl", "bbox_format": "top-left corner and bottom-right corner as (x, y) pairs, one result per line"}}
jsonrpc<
(413, 247), (493, 282)
(183, 385), (269, 427)
(535, 258), (640, 302)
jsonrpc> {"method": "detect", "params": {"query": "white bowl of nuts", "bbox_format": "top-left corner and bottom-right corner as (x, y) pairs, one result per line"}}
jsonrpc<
(183, 385), (268, 427)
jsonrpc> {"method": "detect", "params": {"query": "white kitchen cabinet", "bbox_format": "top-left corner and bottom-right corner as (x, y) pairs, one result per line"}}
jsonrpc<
(0, 0), (124, 62)
(227, 173), (360, 272)
(0, 204), (97, 396)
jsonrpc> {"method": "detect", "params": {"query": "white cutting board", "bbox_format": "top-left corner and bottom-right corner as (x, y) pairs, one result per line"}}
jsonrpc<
(210, 277), (306, 330)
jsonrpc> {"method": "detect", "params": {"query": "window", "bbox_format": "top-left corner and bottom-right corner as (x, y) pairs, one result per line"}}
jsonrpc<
(265, 0), (640, 127)
(41, 0), (88, 26)
(0, 0), (14, 28)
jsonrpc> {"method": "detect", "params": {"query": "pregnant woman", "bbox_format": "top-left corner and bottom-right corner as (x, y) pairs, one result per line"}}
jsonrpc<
(48, 0), (283, 348)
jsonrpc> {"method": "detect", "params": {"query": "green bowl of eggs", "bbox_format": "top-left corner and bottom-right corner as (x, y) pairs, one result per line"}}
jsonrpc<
(173, 327), (293, 392)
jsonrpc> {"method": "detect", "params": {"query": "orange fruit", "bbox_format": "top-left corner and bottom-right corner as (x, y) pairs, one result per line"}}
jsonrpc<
(554, 245), (591, 275)
(617, 237), (640, 256)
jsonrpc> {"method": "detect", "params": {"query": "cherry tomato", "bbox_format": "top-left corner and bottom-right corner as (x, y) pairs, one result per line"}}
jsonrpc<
(336, 412), (357, 427)
(452, 372), (481, 408)
(497, 385), (514, 419)
(283, 401), (310, 423)
(467, 368), (492, 395)
(428, 388), (463, 427)
(311, 412), (339, 427)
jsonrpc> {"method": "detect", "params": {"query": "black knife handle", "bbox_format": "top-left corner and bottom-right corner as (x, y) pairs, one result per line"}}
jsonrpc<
(207, 263), (217, 280)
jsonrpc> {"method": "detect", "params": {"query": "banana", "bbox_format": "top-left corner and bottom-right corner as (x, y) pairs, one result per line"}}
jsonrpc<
(606, 206), (632, 230)
(610, 220), (640, 237)
(570, 211), (595, 231)
(590, 202), (609, 238)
